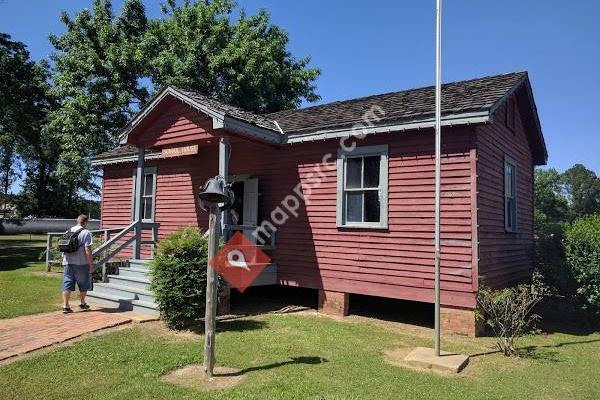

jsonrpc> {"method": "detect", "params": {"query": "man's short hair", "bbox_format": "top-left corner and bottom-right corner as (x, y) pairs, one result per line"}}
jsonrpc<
(77, 214), (89, 225)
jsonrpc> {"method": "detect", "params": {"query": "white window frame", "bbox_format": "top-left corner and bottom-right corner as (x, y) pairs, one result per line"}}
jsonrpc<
(504, 155), (517, 233)
(336, 144), (388, 229)
(132, 166), (157, 222)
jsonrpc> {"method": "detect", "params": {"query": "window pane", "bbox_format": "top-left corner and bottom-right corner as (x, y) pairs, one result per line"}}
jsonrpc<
(346, 157), (362, 189)
(363, 156), (380, 188)
(346, 192), (363, 222)
(510, 165), (516, 197)
(505, 163), (515, 198)
(506, 198), (516, 230)
(144, 174), (154, 196)
(364, 190), (380, 222)
(143, 198), (153, 220)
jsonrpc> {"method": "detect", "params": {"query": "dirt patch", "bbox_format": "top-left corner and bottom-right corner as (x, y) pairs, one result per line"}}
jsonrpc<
(161, 365), (245, 391)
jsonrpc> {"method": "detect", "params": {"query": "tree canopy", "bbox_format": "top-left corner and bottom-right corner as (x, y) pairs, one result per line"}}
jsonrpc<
(535, 165), (600, 224)
(0, 33), (52, 214)
(48, 0), (319, 205)
(47, 0), (150, 203)
(145, 0), (320, 113)
(6, 0), (320, 217)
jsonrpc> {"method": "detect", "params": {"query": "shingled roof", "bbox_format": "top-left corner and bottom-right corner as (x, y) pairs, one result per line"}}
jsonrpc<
(174, 88), (280, 132)
(94, 71), (545, 163)
(267, 71), (527, 135)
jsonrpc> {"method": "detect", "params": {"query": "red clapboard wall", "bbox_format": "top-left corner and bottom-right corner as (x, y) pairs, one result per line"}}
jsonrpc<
(227, 128), (477, 308)
(100, 152), (219, 259)
(97, 103), (510, 307)
(475, 96), (535, 288)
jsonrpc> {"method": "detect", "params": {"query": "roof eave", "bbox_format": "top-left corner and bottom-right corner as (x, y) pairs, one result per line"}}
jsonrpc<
(284, 111), (490, 144)
(118, 86), (283, 146)
(91, 151), (163, 167)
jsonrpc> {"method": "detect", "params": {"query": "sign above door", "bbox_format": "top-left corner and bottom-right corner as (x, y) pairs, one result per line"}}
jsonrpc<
(161, 144), (199, 158)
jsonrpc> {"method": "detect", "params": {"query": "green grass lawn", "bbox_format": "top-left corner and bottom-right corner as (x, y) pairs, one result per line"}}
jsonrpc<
(0, 234), (63, 318)
(0, 313), (599, 400)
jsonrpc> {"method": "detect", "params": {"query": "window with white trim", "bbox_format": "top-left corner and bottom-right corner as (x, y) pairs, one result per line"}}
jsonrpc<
(504, 156), (517, 232)
(132, 166), (157, 222)
(337, 145), (388, 228)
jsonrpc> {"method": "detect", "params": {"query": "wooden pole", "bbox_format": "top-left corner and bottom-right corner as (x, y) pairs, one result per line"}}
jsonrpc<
(203, 204), (220, 377)
(134, 147), (145, 259)
(203, 137), (229, 377)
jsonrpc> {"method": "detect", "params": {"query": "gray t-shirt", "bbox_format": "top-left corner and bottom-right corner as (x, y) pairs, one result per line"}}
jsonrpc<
(62, 225), (93, 266)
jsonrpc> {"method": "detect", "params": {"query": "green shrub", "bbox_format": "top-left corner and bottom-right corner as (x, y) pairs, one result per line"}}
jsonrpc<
(477, 285), (542, 356)
(150, 227), (209, 330)
(564, 215), (600, 317)
(533, 210), (573, 296)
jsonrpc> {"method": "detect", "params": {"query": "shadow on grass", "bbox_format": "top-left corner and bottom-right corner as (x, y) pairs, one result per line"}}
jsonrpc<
(539, 318), (600, 336)
(216, 318), (268, 333)
(0, 247), (45, 271)
(181, 318), (269, 335)
(215, 356), (328, 377)
(470, 337), (600, 362)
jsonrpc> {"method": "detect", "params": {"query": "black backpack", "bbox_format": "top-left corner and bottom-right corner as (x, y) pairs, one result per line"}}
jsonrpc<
(58, 227), (85, 253)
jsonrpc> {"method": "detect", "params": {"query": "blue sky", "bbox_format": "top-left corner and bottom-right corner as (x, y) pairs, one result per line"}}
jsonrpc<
(1, 0), (599, 174)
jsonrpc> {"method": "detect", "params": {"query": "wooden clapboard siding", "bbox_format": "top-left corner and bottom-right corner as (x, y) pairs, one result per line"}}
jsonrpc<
(100, 101), (220, 259)
(476, 96), (535, 288)
(100, 165), (135, 259)
(102, 124), (478, 307)
(136, 101), (216, 147)
(99, 95), (539, 309)
(227, 128), (478, 308)
(101, 146), (219, 257)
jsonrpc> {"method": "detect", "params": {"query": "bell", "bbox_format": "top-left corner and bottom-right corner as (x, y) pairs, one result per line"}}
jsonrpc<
(199, 176), (230, 204)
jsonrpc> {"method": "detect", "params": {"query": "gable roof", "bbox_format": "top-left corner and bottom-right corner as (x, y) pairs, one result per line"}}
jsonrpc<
(96, 71), (546, 165)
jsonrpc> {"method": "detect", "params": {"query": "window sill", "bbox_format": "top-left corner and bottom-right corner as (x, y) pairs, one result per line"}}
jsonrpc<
(337, 223), (388, 230)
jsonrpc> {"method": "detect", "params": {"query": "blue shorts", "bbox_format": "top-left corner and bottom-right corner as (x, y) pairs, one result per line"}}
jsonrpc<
(63, 264), (91, 292)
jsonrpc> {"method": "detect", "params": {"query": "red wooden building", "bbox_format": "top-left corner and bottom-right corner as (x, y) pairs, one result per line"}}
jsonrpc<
(91, 71), (546, 335)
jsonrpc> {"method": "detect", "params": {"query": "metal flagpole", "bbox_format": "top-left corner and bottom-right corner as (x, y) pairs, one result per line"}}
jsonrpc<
(434, 0), (443, 357)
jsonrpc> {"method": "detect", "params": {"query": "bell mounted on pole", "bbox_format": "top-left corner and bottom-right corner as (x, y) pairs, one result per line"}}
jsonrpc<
(198, 175), (234, 211)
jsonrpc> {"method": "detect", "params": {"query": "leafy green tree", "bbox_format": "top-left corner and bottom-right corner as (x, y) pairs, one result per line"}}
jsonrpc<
(0, 33), (51, 210)
(145, 0), (320, 113)
(562, 164), (600, 220)
(46, 0), (149, 206)
(564, 215), (600, 319)
(45, 0), (320, 209)
(534, 168), (569, 222)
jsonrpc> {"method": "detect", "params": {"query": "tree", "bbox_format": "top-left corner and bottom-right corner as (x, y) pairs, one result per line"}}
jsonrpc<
(562, 164), (600, 220)
(45, 0), (320, 209)
(46, 0), (149, 206)
(0, 33), (52, 214)
(533, 164), (600, 298)
(145, 0), (320, 113)
(534, 168), (569, 223)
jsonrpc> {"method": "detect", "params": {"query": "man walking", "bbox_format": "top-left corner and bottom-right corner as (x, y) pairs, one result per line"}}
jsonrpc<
(61, 214), (94, 313)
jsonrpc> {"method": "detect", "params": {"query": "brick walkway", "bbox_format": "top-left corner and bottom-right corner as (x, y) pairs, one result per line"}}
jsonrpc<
(0, 310), (132, 362)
